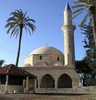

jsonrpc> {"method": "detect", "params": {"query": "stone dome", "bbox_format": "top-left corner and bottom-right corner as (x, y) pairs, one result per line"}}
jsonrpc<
(22, 63), (32, 67)
(30, 46), (63, 55)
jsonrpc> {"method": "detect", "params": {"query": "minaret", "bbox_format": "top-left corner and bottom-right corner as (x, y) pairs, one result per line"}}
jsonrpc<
(61, 3), (76, 67)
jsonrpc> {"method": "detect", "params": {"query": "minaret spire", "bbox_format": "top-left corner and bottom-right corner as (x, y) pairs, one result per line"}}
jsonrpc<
(61, 3), (76, 67)
(64, 2), (71, 11)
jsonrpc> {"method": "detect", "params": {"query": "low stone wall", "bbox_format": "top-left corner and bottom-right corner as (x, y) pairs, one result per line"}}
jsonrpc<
(35, 86), (96, 94)
(8, 85), (24, 93)
(0, 85), (5, 92)
(0, 85), (96, 94)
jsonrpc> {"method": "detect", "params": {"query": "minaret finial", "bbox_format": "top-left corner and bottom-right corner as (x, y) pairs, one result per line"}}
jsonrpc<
(64, 2), (71, 11)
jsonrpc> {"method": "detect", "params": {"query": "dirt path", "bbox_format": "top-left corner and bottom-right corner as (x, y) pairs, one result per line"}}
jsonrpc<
(0, 93), (96, 100)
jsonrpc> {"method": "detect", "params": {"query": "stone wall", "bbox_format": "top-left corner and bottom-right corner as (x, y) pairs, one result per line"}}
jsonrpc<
(35, 86), (96, 93)
(23, 66), (79, 90)
(8, 85), (24, 93)
(24, 54), (64, 66)
(0, 85), (5, 92)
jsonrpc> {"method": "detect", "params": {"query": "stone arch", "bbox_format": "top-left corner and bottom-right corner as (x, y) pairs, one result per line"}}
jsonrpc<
(40, 74), (55, 88)
(58, 74), (72, 88)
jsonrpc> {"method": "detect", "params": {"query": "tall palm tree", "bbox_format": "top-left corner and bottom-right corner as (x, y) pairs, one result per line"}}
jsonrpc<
(0, 60), (5, 67)
(5, 9), (36, 66)
(72, 0), (96, 46)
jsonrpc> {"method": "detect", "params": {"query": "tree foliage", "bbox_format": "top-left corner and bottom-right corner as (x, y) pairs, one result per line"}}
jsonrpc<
(81, 23), (96, 75)
(0, 60), (5, 67)
(5, 9), (36, 66)
(72, 0), (96, 46)
(75, 22), (96, 86)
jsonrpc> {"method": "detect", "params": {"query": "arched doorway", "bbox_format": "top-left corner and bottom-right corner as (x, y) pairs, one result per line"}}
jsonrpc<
(40, 74), (54, 88)
(58, 74), (72, 88)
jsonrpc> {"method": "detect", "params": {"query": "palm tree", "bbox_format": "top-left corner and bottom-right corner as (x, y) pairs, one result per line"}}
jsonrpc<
(0, 60), (5, 67)
(5, 9), (36, 66)
(72, 0), (96, 46)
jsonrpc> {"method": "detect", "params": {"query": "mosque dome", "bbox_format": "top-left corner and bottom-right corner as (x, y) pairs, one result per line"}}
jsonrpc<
(30, 46), (63, 56)
(22, 63), (32, 67)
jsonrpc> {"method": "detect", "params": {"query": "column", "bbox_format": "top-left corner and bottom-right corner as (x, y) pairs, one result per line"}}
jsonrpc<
(5, 75), (8, 93)
(26, 76), (29, 93)
(55, 79), (57, 89)
(34, 79), (36, 92)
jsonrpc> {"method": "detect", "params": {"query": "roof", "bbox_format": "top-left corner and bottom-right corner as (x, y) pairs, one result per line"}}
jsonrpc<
(0, 64), (36, 78)
(64, 2), (71, 11)
(30, 46), (63, 56)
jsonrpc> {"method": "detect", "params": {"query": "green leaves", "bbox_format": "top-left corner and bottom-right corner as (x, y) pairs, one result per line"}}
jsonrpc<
(5, 9), (36, 38)
(5, 9), (36, 66)
(0, 60), (5, 67)
(72, 0), (96, 27)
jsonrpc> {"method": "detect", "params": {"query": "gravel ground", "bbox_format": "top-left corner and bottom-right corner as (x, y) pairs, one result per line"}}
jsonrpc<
(0, 93), (96, 100)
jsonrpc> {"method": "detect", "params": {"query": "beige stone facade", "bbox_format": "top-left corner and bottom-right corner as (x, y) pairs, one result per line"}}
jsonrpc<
(24, 46), (64, 67)
(21, 3), (79, 93)
(22, 66), (79, 93)
(22, 45), (79, 93)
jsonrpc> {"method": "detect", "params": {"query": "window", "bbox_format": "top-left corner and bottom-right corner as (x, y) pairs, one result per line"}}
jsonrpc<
(57, 57), (59, 61)
(40, 56), (42, 60)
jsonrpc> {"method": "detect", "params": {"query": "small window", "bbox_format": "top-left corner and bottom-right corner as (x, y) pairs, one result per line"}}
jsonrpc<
(40, 56), (42, 60)
(57, 57), (59, 61)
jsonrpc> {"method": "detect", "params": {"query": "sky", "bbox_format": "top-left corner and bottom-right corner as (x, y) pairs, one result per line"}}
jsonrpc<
(0, 0), (86, 66)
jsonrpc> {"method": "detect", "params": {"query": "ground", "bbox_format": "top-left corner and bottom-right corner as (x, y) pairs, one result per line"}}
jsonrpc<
(0, 93), (96, 100)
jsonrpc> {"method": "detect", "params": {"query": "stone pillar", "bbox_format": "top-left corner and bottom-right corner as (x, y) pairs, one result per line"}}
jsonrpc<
(26, 76), (29, 93)
(5, 75), (8, 93)
(34, 79), (36, 92)
(38, 79), (40, 89)
(23, 79), (26, 88)
(55, 80), (57, 89)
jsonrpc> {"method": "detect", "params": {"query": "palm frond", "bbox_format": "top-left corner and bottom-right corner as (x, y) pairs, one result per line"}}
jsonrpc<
(25, 18), (36, 23)
(73, 7), (85, 14)
(5, 22), (17, 28)
(0, 60), (5, 67)
(72, 3), (86, 9)
(23, 11), (27, 18)
(7, 17), (17, 22)
(24, 26), (32, 35)
(27, 22), (36, 33)
(72, 9), (85, 19)
(6, 24), (15, 34)
(79, 12), (89, 27)
(12, 27), (19, 38)
(11, 25), (19, 37)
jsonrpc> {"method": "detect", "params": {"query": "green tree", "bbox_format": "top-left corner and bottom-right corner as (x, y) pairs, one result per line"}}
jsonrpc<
(81, 23), (96, 76)
(5, 9), (36, 66)
(0, 60), (5, 67)
(72, 0), (96, 46)
(75, 59), (93, 85)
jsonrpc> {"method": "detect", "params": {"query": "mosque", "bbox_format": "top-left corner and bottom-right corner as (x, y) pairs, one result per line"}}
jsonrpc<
(21, 3), (79, 93)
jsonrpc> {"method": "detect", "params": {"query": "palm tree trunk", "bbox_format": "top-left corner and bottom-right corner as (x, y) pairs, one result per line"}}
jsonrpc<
(15, 26), (23, 66)
(91, 10), (96, 46)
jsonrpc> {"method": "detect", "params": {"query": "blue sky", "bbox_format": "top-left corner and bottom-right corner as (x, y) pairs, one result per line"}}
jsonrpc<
(0, 0), (86, 66)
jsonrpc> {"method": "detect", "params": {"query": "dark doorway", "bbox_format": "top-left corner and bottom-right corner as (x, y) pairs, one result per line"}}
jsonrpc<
(58, 74), (72, 88)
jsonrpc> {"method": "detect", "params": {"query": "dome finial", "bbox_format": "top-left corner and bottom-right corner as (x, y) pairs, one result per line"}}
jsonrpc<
(64, 2), (71, 11)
